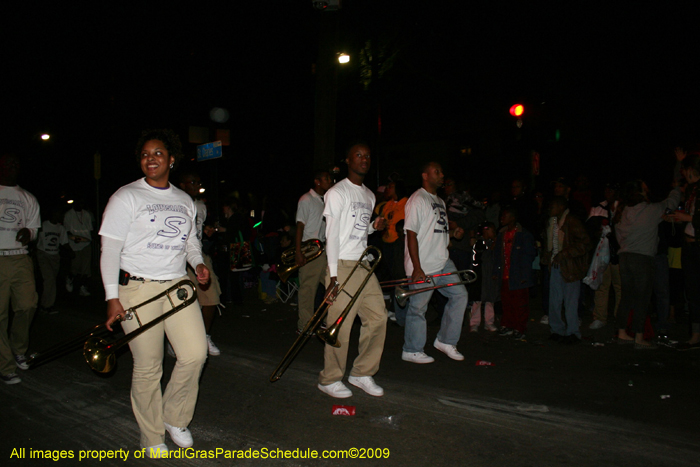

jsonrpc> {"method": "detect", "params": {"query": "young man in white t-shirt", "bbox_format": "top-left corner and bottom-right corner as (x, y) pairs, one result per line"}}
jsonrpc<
(318, 143), (387, 399)
(402, 162), (468, 364)
(295, 170), (332, 332)
(0, 153), (41, 385)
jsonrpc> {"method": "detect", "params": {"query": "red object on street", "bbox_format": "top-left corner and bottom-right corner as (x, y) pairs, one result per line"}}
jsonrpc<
(475, 360), (494, 366)
(332, 405), (356, 416)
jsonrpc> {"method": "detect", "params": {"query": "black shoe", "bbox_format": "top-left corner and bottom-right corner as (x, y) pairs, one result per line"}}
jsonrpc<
(512, 330), (526, 341)
(562, 334), (580, 345)
(498, 327), (513, 337)
(548, 333), (564, 342)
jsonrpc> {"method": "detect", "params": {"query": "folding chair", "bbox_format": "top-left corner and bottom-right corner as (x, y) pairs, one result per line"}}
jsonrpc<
(276, 276), (299, 304)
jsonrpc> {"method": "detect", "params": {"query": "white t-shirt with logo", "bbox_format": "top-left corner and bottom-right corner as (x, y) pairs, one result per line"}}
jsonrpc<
(37, 220), (68, 254)
(0, 184), (41, 254)
(323, 178), (375, 276)
(404, 188), (449, 276)
(296, 189), (326, 242)
(99, 178), (203, 280)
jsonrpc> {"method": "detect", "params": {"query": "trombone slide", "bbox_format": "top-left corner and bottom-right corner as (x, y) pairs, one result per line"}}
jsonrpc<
(393, 270), (477, 308)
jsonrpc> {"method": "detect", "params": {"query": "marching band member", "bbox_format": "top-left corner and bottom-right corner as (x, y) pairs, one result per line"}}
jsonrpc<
(36, 208), (68, 314)
(99, 130), (209, 458)
(63, 198), (94, 296)
(0, 153), (40, 385)
(295, 170), (333, 333)
(318, 143), (387, 398)
(402, 162), (467, 364)
(179, 171), (222, 356)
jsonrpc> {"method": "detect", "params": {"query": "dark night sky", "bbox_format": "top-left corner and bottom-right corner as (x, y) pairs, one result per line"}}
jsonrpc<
(2, 2), (699, 216)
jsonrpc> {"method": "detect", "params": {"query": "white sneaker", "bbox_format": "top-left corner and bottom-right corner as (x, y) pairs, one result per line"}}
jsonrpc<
(539, 315), (549, 324)
(206, 335), (220, 356)
(485, 323), (498, 332)
(141, 444), (169, 458)
(387, 311), (397, 322)
(318, 381), (353, 398)
(589, 319), (606, 330)
(401, 351), (435, 364)
(469, 325), (479, 333)
(166, 342), (176, 358)
(164, 422), (193, 448)
(434, 338), (465, 361)
(79, 286), (91, 297)
(14, 354), (29, 370)
(1, 373), (21, 385)
(66, 277), (73, 293)
(348, 375), (384, 397)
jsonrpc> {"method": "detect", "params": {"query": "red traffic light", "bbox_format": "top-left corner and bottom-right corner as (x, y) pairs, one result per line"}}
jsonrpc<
(509, 104), (524, 117)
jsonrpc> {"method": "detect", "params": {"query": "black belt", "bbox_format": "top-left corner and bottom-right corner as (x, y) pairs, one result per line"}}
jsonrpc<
(129, 276), (170, 283)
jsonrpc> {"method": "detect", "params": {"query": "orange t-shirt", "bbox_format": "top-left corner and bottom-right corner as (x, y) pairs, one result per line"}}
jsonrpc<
(381, 198), (407, 243)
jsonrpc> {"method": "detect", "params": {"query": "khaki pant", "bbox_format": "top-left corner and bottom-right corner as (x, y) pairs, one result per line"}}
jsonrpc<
(297, 251), (327, 330)
(0, 255), (38, 375)
(119, 277), (207, 447)
(37, 250), (60, 308)
(186, 254), (221, 307)
(318, 259), (387, 385)
(593, 263), (621, 323)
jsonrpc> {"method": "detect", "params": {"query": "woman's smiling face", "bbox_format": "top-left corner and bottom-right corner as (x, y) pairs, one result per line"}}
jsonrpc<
(140, 139), (174, 187)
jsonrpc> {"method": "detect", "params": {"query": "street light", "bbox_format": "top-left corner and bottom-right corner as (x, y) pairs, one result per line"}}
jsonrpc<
(41, 134), (50, 141)
(338, 53), (350, 64)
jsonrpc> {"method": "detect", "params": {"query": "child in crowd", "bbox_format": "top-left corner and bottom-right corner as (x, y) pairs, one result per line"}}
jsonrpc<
(494, 207), (537, 340)
(470, 222), (498, 332)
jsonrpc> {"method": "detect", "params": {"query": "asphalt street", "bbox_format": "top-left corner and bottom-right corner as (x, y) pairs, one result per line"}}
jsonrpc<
(2, 285), (699, 467)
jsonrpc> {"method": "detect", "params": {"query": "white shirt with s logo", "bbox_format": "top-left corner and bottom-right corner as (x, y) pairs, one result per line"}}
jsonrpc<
(99, 178), (203, 280)
(0, 184), (41, 253)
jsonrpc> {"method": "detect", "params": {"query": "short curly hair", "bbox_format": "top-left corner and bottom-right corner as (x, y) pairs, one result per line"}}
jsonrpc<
(135, 129), (184, 169)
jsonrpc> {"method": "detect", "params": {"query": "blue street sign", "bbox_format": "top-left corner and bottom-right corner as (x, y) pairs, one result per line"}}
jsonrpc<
(196, 141), (223, 161)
